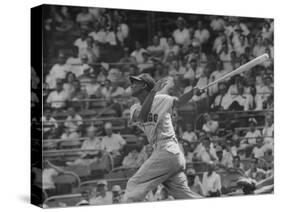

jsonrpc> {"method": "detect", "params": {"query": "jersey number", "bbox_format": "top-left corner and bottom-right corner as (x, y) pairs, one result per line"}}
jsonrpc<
(145, 113), (158, 123)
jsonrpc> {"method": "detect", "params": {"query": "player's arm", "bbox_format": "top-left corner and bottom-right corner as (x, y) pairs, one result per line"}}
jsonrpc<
(174, 87), (202, 108)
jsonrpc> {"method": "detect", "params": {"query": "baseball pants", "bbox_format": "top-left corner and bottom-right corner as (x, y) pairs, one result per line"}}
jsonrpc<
(123, 145), (201, 202)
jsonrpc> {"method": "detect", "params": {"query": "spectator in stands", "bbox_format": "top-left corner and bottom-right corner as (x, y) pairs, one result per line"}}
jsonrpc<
(43, 107), (58, 139)
(213, 31), (228, 54)
(63, 72), (76, 99)
(215, 145), (233, 168)
(182, 123), (198, 143)
(184, 142), (197, 162)
(76, 7), (94, 29)
(261, 22), (273, 41)
(245, 158), (261, 179)
(262, 112), (274, 145)
(232, 155), (244, 171)
(164, 36), (180, 61)
(112, 185), (123, 203)
(188, 58), (204, 81)
(210, 16), (225, 32)
(232, 26), (247, 55)
(228, 81), (253, 111)
(252, 137), (267, 159)
(202, 113), (219, 134)
(243, 118), (261, 145)
(106, 81), (125, 99)
(49, 6), (74, 32)
(89, 180), (113, 205)
(60, 125), (80, 144)
(80, 37), (100, 64)
(211, 82), (232, 111)
(186, 168), (204, 196)
(78, 65), (94, 89)
(173, 17), (191, 46)
(255, 75), (273, 110)
(105, 26), (117, 46)
(46, 52), (69, 89)
(84, 76), (100, 98)
(209, 59), (228, 96)
(194, 137), (217, 162)
(218, 42), (232, 71)
(181, 60), (194, 82)
(74, 29), (89, 58)
(76, 189), (91, 206)
(131, 41), (147, 64)
(116, 14), (129, 46)
(122, 148), (143, 168)
(253, 35), (266, 57)
(202, 162), (222, 197)
(81, 126), (103, 150)
(119, 47), (137, 72)
(89, 21), (101, 42)
(194, 20), (210, 45)
(46, 79), (69, 109)
(101, 122), (126, 156)
(64, 106), (83, 133)
(72, 54), (94, 78)
(137, 51), (154, 72)
(69, 80), (88, 108)
(147, 35), (164, 59)
(107, 68), (122, 84)
(42, 160), (66, 197)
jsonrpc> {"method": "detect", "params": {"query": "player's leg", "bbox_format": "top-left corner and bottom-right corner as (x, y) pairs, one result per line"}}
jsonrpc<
(163, 171), (202, 199)
(123, 149), (181, 202)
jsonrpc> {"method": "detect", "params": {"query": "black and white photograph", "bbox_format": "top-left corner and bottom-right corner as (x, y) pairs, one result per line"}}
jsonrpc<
(30, 3), (274, 209)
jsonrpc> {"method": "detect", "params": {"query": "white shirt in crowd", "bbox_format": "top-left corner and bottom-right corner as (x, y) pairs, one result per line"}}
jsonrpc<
(194, 29), (210, 44)
(46, 64), (69, 89)
(244, 130), (262, 145)
(173, 28), (190, 45)
(202, 120), (219, 133)
(202, 172), (222, 195)
(46, 90), (69, 108)
(209, 70), (229, 95)
(101, 133), (126, 152)
(64, 114), (83, 132)
(182, 131), (198, 143)
(210, 18), (225, 31)
(81, 137), (104, 151)
(262, 123), (274, 144)
(42, 116), (58, 132)
(43, 168), (58, 190)
(74, 38), (88, 57)
(231, 94), (253, 111)
(131, 48), (146, 64)
(213, 92), (233, 110)
(253, 146), (266, 158)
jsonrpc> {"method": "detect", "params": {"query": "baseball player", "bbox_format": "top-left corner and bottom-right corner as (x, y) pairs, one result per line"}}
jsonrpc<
(123, 74), (202, 202)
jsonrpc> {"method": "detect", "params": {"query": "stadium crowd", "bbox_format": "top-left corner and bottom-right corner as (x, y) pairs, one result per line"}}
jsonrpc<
(38, 5), (274, 207)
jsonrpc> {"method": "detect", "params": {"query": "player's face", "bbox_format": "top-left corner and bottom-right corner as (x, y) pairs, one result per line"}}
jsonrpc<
(131, 80), (146, 97)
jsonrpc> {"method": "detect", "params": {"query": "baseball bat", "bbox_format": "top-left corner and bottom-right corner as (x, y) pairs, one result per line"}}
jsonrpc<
(198, 53), (269, 90)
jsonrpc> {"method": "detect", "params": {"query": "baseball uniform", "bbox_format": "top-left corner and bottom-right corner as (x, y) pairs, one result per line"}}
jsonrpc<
(123, 94), (201, 202)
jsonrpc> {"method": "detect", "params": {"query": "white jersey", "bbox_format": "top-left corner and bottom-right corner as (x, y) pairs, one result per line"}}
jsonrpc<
(130, 94), (178, 149)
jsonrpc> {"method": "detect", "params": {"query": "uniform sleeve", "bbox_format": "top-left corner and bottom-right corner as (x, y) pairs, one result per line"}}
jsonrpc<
(153, 94), (176, 118)
(129, 103), (141, 122)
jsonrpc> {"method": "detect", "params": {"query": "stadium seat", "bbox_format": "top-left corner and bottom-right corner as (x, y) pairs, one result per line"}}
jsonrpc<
(53, 172), (81, 195)
(43, 193), (83, 208)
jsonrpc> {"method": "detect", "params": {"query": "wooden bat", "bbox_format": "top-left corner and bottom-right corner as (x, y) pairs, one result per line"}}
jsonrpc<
(198, 54), (269, 90)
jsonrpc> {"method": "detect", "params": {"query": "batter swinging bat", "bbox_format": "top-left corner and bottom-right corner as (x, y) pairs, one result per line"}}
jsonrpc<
(198, 53), (269, 90)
